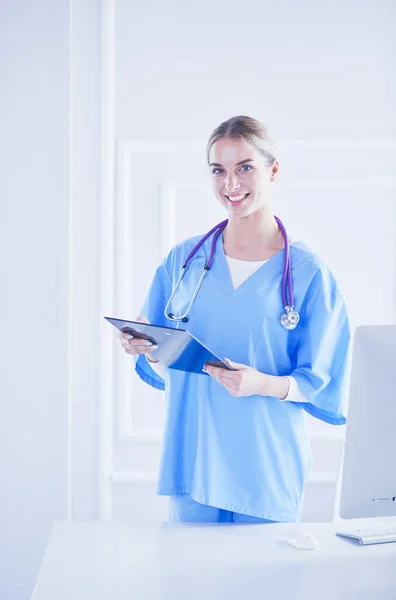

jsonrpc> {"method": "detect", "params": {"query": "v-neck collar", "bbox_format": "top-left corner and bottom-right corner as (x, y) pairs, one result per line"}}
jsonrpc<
(213, 232), (287, 297)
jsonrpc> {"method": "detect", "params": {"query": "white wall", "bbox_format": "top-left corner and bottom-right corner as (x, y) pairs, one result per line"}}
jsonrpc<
(0, 1), (101, 599)
(115, 0), (396, 140)
(0, 2), (69, 598)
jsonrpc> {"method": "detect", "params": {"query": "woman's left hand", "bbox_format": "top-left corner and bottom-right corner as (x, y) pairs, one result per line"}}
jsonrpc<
(204, 359), (270, 397)
(204, 359), (290, 399)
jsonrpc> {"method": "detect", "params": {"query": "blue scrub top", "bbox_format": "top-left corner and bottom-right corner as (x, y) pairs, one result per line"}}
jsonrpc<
(135, 233), (351, 522)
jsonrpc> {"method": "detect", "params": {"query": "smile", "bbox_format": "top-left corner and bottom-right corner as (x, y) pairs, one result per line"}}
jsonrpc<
(225, 193), (250, 204)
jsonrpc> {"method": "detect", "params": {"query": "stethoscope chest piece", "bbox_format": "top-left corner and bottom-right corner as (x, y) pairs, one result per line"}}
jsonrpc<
(280, 306), (300, 331)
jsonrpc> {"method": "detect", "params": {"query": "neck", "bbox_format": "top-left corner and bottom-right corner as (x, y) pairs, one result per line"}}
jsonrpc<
(223, 208), (281, 253)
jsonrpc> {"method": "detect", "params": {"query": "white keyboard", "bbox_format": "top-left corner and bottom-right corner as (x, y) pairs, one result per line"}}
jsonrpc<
(336, 522), (396, 545)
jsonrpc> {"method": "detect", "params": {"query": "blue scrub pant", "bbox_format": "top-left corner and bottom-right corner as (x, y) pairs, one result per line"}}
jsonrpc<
(169, 494), (276, 523)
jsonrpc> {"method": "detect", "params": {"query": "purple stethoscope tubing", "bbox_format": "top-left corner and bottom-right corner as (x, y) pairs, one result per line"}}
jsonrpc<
(164, 216), (299, 328)
(274, 216), (293, 308)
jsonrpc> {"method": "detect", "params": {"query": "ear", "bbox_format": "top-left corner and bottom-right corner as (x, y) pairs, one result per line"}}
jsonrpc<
(270, 159), (280, 181)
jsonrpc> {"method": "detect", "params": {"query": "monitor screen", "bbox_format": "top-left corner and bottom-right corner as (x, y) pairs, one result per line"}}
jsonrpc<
(339, 325), (396, 519)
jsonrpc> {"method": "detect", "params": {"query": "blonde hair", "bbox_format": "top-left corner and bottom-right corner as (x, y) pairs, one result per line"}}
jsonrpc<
(206, 115), (276, 166)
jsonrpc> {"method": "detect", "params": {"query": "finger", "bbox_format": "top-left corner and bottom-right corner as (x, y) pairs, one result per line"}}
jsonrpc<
(124, 344), (158, 355)
(206, 371), (235, 391)
(224, 358), (248, 370)
(204, 369), (221, 383)
(221, 381), (242, 396)
(209, 375), (241, 397)
(121, 338), (137, 349)
(220, 370), (242, 382)
(136, 316), (150, 324)
(205, 365), (236, 378)
(131, 344), (159, 352)
(124, 347), (151, 355)
(128, 339), (155, 349)
(204, 366), (222, 377)
(207, 368), (241, 385)
(122, 341), (158, 352)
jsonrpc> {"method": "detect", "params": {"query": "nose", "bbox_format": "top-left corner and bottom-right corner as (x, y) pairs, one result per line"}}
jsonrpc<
(224, 172), (240, 193)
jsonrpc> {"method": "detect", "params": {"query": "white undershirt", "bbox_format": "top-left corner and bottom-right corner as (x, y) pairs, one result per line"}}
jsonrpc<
(225, 255), (269, 289)
(146, 251), (308, 403)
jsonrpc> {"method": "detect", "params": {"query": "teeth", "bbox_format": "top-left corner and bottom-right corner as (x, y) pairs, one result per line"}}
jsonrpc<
(228, 194), (247, 202)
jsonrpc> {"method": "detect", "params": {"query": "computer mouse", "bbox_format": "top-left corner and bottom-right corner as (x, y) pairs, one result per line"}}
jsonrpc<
(284, 528), (319, 550)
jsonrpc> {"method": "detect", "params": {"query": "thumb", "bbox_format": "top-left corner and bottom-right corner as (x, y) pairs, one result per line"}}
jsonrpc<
(224, 358), (248, 371)
(136, 315), (150, 324)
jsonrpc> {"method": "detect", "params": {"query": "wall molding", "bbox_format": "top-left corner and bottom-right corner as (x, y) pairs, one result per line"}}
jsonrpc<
(68, 0), (107, 521)
(99, 0), (116, 522)
(67, 0), (75, 523)
(119, 427), (345, 444)
(118, 138), (396, 153)
(110, 470), (338, 486)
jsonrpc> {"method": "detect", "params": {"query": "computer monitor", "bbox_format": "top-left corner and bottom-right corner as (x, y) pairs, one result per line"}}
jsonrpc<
(339, 324), (396, 519)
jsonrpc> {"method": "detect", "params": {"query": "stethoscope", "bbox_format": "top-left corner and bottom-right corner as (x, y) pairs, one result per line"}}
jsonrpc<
(164, 216), (300, 330)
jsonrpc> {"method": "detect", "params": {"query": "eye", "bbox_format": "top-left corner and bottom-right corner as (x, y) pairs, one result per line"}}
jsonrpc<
(239, 164), (253, 172)
(211, 168), (224, 175)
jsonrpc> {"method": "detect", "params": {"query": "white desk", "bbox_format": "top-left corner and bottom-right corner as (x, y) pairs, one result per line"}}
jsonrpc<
(32, 520), (396, 600)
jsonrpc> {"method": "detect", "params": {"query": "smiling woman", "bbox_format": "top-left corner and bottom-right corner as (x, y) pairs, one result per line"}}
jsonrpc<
(207, 118), (285, 261)
(118, 115), (352, 525)
(208, 119), (276, 205)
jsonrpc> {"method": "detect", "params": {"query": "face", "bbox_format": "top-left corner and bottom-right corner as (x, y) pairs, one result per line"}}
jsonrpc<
(208, 137), (279, 217)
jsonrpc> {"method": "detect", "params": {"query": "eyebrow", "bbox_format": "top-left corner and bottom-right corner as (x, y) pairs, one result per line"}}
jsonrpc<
(209, 159), (254, 167)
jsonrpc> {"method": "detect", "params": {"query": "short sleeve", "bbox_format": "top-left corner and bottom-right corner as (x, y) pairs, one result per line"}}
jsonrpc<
(134, 259), (173, 391)
(290, 269), (352, 425)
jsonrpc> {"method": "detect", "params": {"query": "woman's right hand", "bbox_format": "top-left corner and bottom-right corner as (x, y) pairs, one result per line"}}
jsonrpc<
(118, 316), (158, 358)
